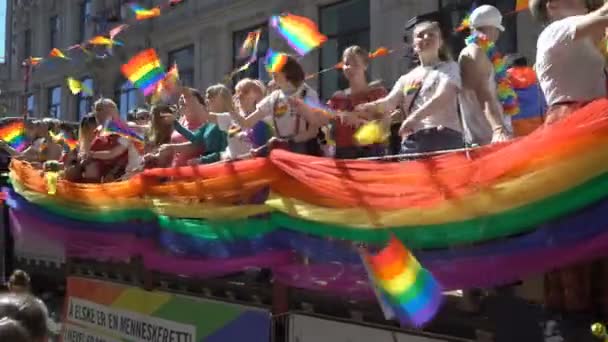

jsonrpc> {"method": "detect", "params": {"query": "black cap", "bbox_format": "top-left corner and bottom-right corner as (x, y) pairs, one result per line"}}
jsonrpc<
(404, 11), (442, 31)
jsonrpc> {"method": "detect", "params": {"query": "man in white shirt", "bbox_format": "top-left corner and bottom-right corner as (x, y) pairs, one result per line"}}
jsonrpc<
(459, 5), (513, 145)
(531, 0), (608, 124)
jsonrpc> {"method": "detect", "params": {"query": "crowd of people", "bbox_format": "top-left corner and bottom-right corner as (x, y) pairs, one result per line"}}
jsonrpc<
(2, 4), (551, 184)
(2, 0), (608, 319)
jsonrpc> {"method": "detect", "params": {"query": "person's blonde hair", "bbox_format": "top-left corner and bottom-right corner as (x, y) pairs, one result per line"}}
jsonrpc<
(343, 45), (370, 66)
(206, 84), (234, 113)
(235, 78), (266, 96)
(93, 98), (118, 113)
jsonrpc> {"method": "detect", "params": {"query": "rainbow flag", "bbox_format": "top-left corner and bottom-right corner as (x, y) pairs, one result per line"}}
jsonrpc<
(101, 119), (145, 151)
(151, 64), (180, 104)
(240, 29), (262, 58)
(49, 131), (78, 151)
(0, 121), (28, 152)
(49, 48), (69, 60)
(264, 49), (288, 73)
(270, 13), (327, 56)
(26, 57), (43, 66)
(66, 78), (93, 96)
(515, 0), (529, 12)
(129, 4), (161, 20)
(121, 49), (166, 96)
(362, 236), (443, 327)
(88, 36), (123, 47)
(303, 98), (336, 117)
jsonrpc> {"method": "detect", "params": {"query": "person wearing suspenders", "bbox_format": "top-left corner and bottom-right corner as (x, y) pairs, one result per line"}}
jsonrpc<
(357, 20), (465, 155)
(229, 54), (322, 156)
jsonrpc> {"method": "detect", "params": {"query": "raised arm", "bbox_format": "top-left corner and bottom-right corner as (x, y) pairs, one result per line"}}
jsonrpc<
(356, 77), (406, 118)
(572, 3), (608, 40)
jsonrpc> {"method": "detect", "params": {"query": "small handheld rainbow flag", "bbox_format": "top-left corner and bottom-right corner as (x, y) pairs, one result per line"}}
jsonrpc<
(270, 13), (327, 56)
(129, 4), (161, 20)
(0, 121), (28, 152)
(151, 63), (180, 104)
(101, 119), (145, 152)
(49, 131), (78, 152)
(362, 236), (443, 327)
(25, 57), (43, 66)
(49, 48), (69, 60)
(264, 49), (288, 73)
(240, 29), (262, 58)
(303, 98), (336, 117)
(88, 36), (123, 47)
(121, 49), (166, 96)
(66, 78), (93, 96)
(515, 0), (529, 12)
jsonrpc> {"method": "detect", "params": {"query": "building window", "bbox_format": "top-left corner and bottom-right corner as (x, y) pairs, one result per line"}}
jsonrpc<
(319, 0), (370, 99)
(80, 0), (92, 42)
(168, 45), (195, 87)
(50, 15), (61, 49)
(439, 0), (517, 56)
(47, 86), (62, 118)
(116, 80), (138, 121)
(23, 29), (31, 61)
(77, 77), (94, 119)
(232, 25), (270, 84)
(26, 94), (35, 117)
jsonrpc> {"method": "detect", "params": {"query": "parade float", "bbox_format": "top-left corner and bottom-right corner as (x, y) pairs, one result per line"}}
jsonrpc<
(6, 97), (608, 303)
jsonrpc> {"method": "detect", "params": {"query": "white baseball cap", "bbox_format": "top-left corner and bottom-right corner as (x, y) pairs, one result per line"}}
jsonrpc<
(470, 5), (505, 32)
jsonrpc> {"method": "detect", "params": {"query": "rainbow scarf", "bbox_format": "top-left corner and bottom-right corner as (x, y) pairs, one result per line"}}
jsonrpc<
(362, 236), (442, 327)
(0, 121), (28, 152)
(466, 32), (519, 116)
(270, 13), (327, 56)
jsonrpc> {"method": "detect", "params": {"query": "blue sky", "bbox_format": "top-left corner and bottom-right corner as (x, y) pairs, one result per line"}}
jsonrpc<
(0, 0), (6, 63)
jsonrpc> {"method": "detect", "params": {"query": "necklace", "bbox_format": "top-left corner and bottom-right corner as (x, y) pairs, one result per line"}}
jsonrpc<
(466, 32), (519, 116)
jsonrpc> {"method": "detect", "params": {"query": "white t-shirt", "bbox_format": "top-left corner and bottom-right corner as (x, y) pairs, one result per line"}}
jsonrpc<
(256, 84), (320, 138)
(384, 61), (463, 133)
(117, 137), (142, 174)
(215, 112), (253, 160)
(535, 15), (606, 105)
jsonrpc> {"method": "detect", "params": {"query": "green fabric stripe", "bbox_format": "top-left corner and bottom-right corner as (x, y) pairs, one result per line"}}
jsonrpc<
(272, 171), (608, 247)
(157, 216), (276, 240)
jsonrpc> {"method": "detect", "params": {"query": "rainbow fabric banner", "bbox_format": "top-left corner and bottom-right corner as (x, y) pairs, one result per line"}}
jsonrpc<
(63, 277), (271, 342)
(121, 49), (166, 96)
(270, 13), (327, 56)
(8, 99), (608, 301)
(0, 120), (28, 152)
(363, 237), (442, 327)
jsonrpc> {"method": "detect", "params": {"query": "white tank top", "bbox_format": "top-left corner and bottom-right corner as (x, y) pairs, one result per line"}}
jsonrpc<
(459, 73), (512, 146)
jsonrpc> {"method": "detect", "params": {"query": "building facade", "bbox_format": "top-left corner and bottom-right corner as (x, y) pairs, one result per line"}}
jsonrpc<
(0, 0), (542, 121)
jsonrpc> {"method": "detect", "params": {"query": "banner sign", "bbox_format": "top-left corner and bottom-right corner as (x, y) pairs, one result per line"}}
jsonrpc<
(63, 277), (271, 342)
(288, 314), (457, 342)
